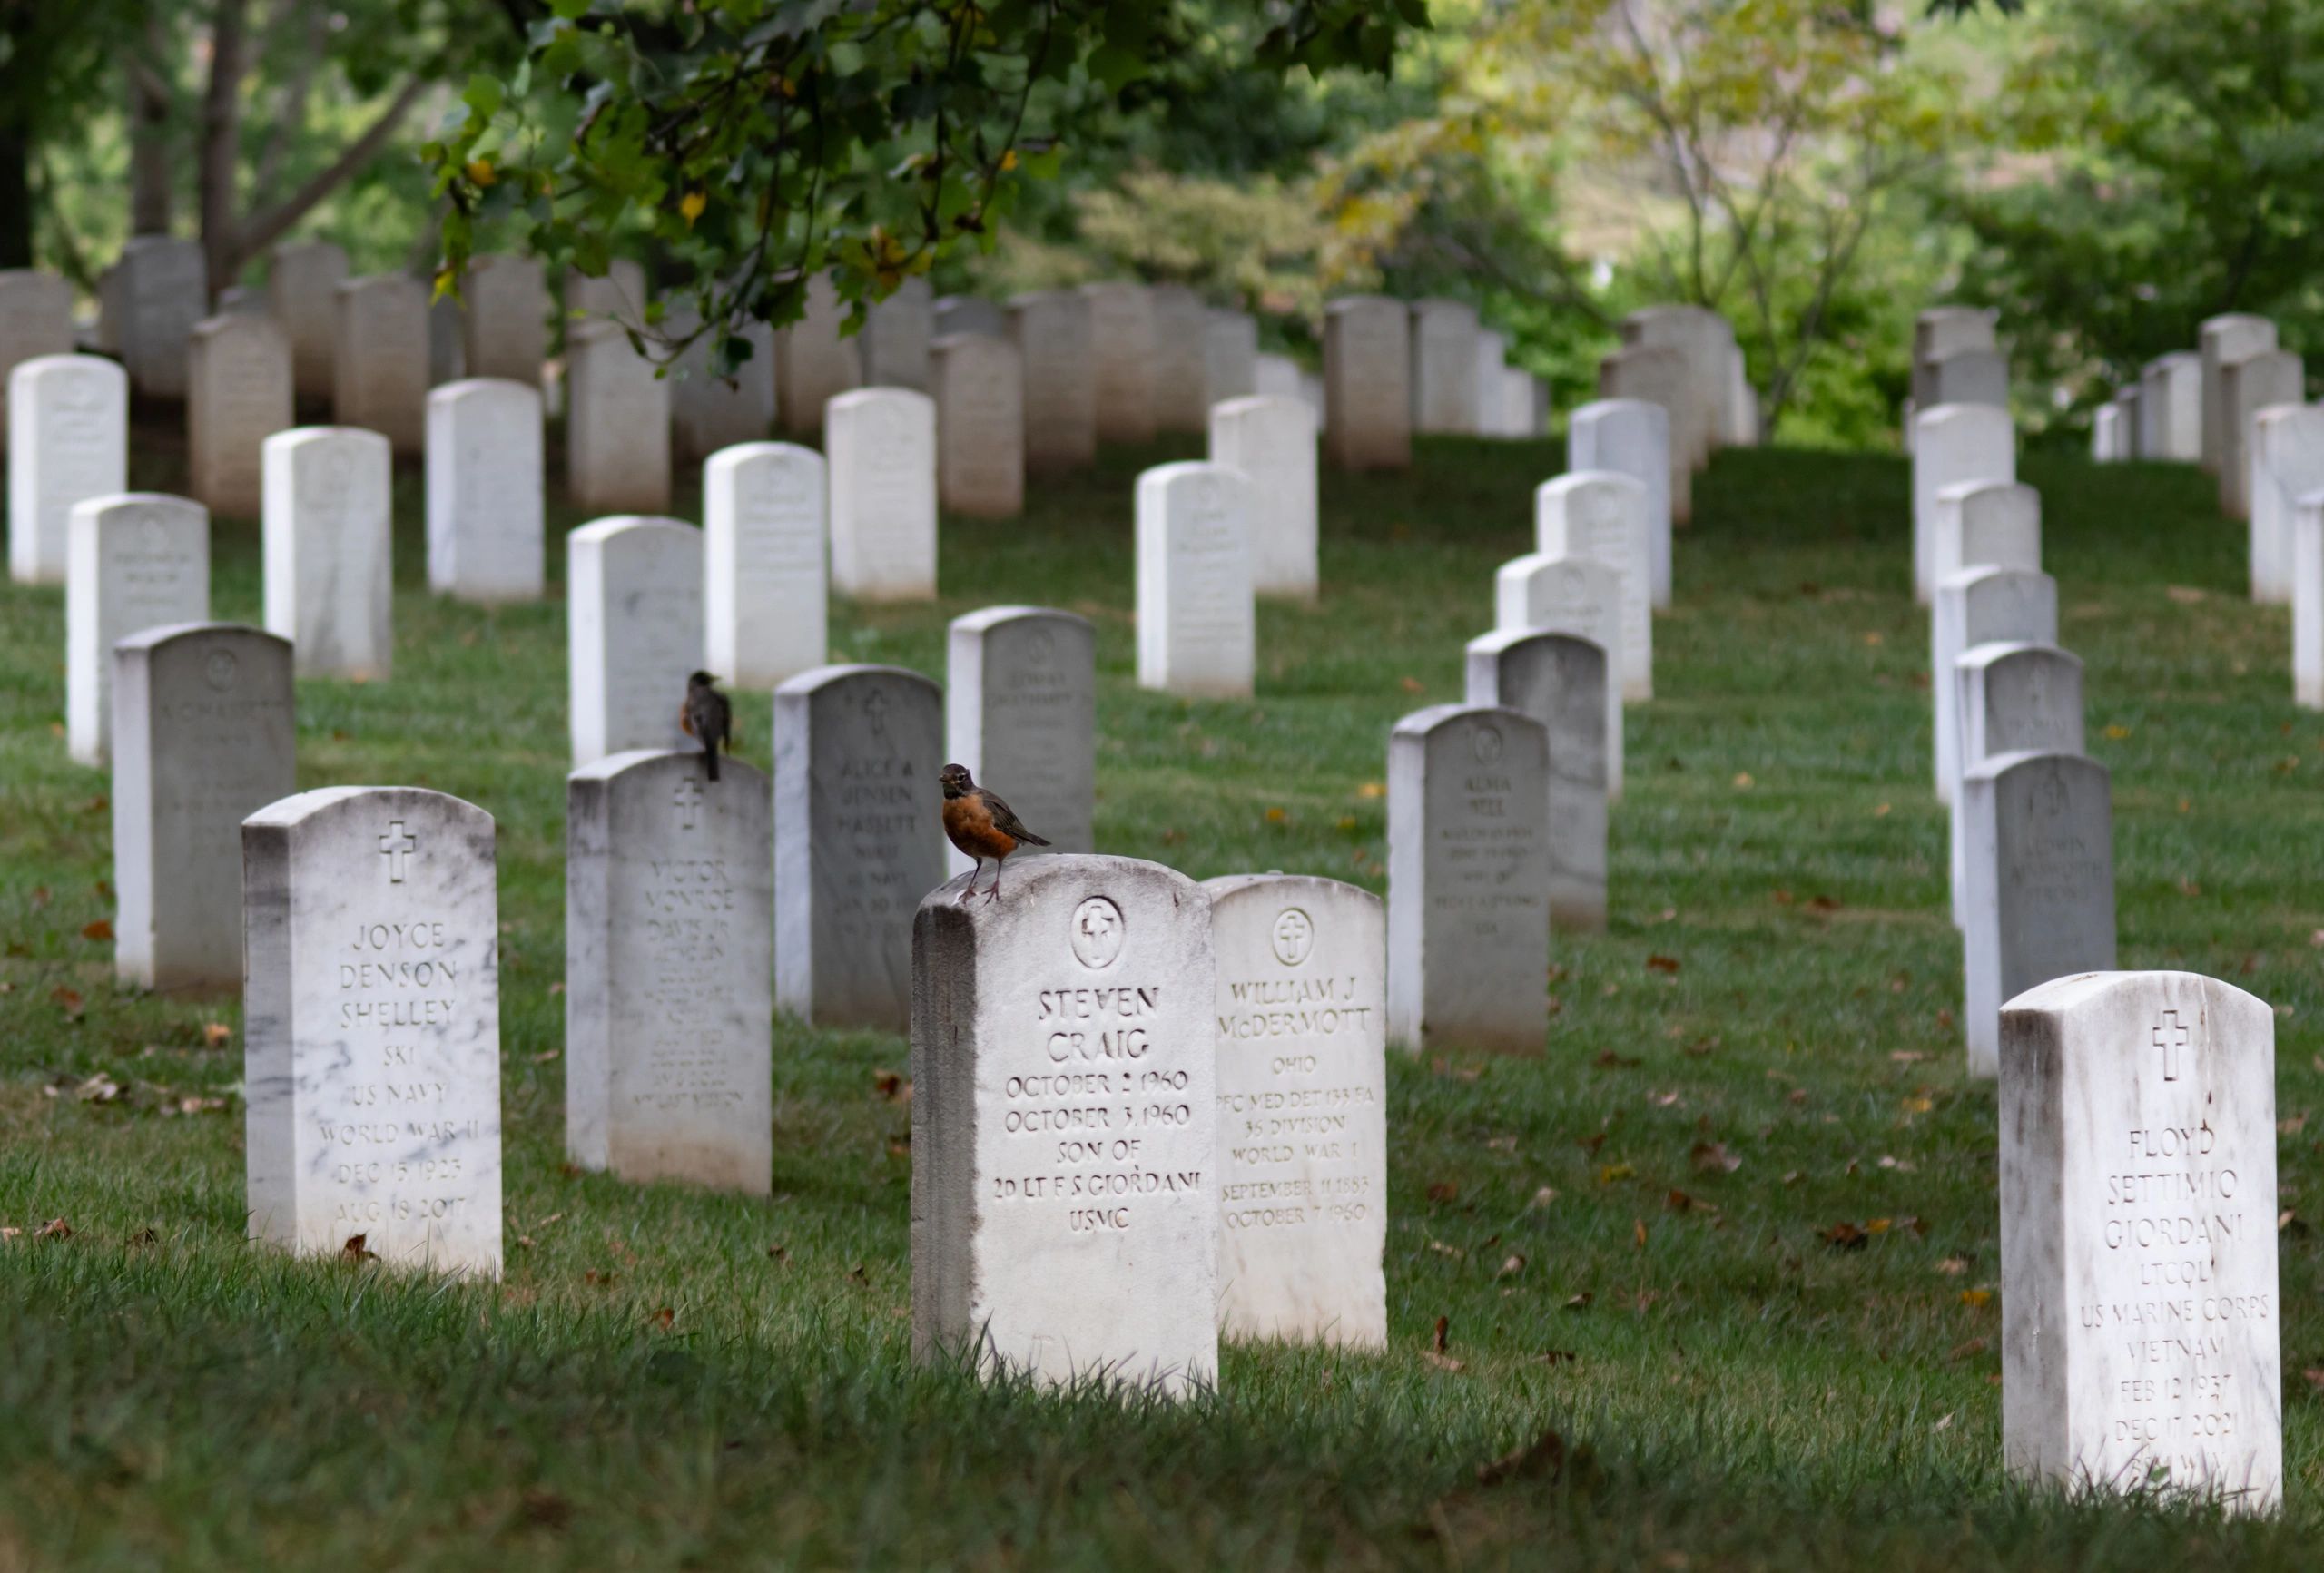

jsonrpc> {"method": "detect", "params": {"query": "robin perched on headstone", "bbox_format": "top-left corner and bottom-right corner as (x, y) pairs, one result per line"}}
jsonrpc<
(680, 671), (731, 782)
(940, 762), (1049, 904)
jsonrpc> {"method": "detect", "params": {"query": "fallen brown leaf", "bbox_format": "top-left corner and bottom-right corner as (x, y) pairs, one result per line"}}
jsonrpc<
(34, 1218), (73, 1241)
(1433, 1314), (1451, 1353)
(1426, 1181), (1459, 1204)
(1819, 1221), (1869, 1251)
(1496, 1253), (1526, 1279)
(50, 987), (84, 1019)
(1690, 1141), (1741, 1174)
(341, 1234), (376, 1261)
(81, 919), (113, 942)
(1645, 954), (1680, 974)
(201, 1022), (232, 1048)
(1563, 1292), (1594, 1311)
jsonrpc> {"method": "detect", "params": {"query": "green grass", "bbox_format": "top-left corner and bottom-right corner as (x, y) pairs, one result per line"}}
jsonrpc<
(5, 413), (2324, 1569)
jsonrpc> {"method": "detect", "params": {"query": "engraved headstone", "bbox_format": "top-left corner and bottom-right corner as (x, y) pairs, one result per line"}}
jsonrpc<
(1323, 296), (1410, 471)
(0, 270), (74, 452)
(775, 273), (861, 437)
(704, 441), (826, 690)
(665, 302), (775, 461)
(2140, 351), (2202, 464)
(566, 749), (773, 1192)
(242, 785), (502, 1277)
(1410, 299), (1481, 436)
(1960, 750), (2115, 1076)
(1569, 398), (1674, 608)
(827, 387), (938, 602)
(1149, 284), (1208, 436)
(2198, 314), (2277, 475)
(1621, 305), (1731, 467)
(1207, 396), (1317, 602)
(567, 516), (704, 767)
(2217, 349), (2302, 521)
(1597, 345), (1695, 525)
(911, 854), (1218, 1393)
(269, 241), (347, 401)
(1206, 872), (1388, 1348)
(2000, 970), (2281, 1511)
(1009, 290), (1097, 473)
(1465, 630), (1609, 932)
(67, 493), (209, 766)
(1950, 642), (2083, 928)
(566, 320), (673, 513)
(1933, 565), (2059, 804)
(1493, 553), (1624, 798)
(1137, 461), (1255, 699)
(1535, 471), (1651, 702)
(333, 274), (428, 455)
(187, 313), (293, 516)
(2246, 403), (2324, 605)
(8, 354), (127, 585)
(1385, 703), (1551, 1053)
(1911, 403), (2016, 603)
(774, 664), (947, 1031)
(945, 606), (1096, 877)
(931, 332), (1024, 518)
(116, 236), (207, 400)
(1083, 281), (1157, 444)
(462, 254), (548, 387)
(262, 427), (392, 680)
(425, 379), (544, 604)
(113, 623), (294, 991)
(862, 276), (934, 392)
(2297, 491), (2324, 710)
(1203, 309), (1258, 408)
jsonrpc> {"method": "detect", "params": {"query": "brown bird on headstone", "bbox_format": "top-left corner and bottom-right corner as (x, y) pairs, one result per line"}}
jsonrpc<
(940, 762), (1049, 904)
(680, 671), (731, 782)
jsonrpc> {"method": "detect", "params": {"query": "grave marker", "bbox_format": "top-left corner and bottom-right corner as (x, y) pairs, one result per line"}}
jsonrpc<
(945, 606), (1096, 876)
(862, 276), (934, 392)
(2217, 349), (2302, 521)
(1149, 284), (1208, 435)
(1409, 299), (1481, 435)
(1323, 296), (1411, 471)
(262, 427), (392, 680)
(1923, 347), (2008, 408)
(567, 516), (704, 767)
(1569, 398), (1674, 608)
(269, 241), (348, 401)
(1009, 290), (1098, 473)
(931, 333), (1025, 518)
(425, 379), (544, 604)
(2139, 351), (2202, 464)
(67, 493), (209, 766)
(188, 313), (294, 516)
(1933, 565), (2060, 804)
(665, 302), (775, 461)
(8, 354), (127, 585)
(828, 388), (939, 602)
(2248, 403), (2324, 605)
(1204, 310), (1258, 407)
(2297, 491), (2324, 709)
(1950, 642), (2084, 928)
(0, 270), (74, 451)
(333, 274), (428, 455)
(1911, 403), (2016, 603)
(1136, 461), (1255, 699)
(116, 236), (207, 399)
(704, 441), (827, 690)
(566, 321), (672, 513)
(1535, 471), (1651, 702)
(1597, 345), (1695, 524)
(2198, 314), (2277, 476)
(1465, 630), (1610, 932)
(461, 254), (548, 386)
(1208, 396), (1317, 603)
(1083, 281), (1157, 444)
(775, 274), (862, 437)
(1493, 553), (1624, 797)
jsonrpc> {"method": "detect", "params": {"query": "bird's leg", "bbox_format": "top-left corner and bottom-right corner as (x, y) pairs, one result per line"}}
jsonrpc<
(958, 860), (981, 903)
(983, 857), (1005, 905)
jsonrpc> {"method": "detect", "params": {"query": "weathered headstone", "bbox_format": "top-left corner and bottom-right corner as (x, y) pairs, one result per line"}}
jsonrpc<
(862, 276), (934, 393)
(1912, 306), (1998, 409)
(1385, 703), (1551, 1054)
(704, 441), (826, 690)
(1409, 299), (1481, 435)
(945, 606), (1096, 876)
(1597, 345), (1695, 525)
(268, 241), (347, 401)
(566, 320), (673, 513)
(2199, 314), (2277, 476)
(1620, 306), (1729, 467)
(1208, 396), (1317, 603)
(2217, 349), (2303, 521)
(2000, 969), (2281, 1510)
(665, 302), (775, 461)
(1960, 750), (2114, 1076)
(425, 379), (544, 604)
(67, 493), (209, 766)
(910, 854), (1217, 1392)
(1911, 403), (2016, 603)
(333, 274), (428, 455)
(1535, 472), (1651, 702)
(1493, 553), (1624, 798)
(2298, 491), (2324, 709)
(241, 785), (503, 1277)
(931, 332), (1024, 518)
(187, 313), (293, 516)
(461, 254), (548, 386)
(2139, 351), (2202, 463)
(1206, 873), (1388, 1349)
(567, 516), (704, 767)
(1933, 565), (2060, 803)
(1931, 479), (2042, 586)
(1569, 398), (1673, 609)
(1009, 290), (1098, 473)
(1149, 284), (1209, 436)
(1083, 281), (1157, 444)
(8, 354), (127, 585)
(2248, 403), (2324, 605)
(1322, 296), (1411, 471)
(1923, 347), (2008, 409)
(115, 236), (207, 400)
(262, 427), (392, 680)
(774, 664), (947, 1030)
(566, 748), (773, 1193)
(1950, 641), (2083, 927)
(113, 622), (294, 991)
(828, 387), (939, 602)
(0, 270), (74, 452)
(1464, 630), (1610, 932)
(1204, 309), (1258, 408)
(775, 273), (862, 437)
(1137, 461), (1255, 699)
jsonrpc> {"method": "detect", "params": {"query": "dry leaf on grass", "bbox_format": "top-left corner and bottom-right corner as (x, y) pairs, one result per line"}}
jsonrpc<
(341, 1234), (376, 1261)
(34, 1218), (73, 1241)
(1426, 1181), (1459, 1204)
(81, 919), (113, 942)
(1645, 954), (1680, 974)
(1690, 1141), (1741, 1174)
(1819, 1221), (1869, 1251)
(202, 1022), (232, 1047)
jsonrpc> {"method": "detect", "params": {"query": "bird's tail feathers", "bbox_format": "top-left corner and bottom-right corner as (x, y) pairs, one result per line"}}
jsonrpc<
(1017, 830), (1051, 847)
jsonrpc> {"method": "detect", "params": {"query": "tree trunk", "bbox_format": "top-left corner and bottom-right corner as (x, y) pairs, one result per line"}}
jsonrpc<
(129, 14), (175, 236)
(0, 126), (31, 270)
(201, 0), (251, 292)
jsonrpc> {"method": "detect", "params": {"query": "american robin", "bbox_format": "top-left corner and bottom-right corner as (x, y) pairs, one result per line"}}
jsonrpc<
(680, 671), (732, 782)
(940, 762), (1049, 904)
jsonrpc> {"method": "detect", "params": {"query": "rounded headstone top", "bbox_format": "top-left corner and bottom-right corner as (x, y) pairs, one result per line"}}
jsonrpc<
(1390, 701), (1540, 743)
(1464, 626), (1608, 662)
(112, 619), (288, 659)
(773, 662), (940, 700)
(705, 439), (823, 477)
(264, 425), (391, 458)
(2001, 968), (2271, 1026)
(1963, 747), (2106, 789)
(568, 514), (694, 545)
(12, 352), (127, 388)
(428, 377), (542, 408)
(915, 850), (1207, 936)
(948, 604), (1092, 638)
(569, 745), (766, 789)
(1201, 870), (1381, 914)
(827, 385), (935, 416)
(241, 784), (494, 835)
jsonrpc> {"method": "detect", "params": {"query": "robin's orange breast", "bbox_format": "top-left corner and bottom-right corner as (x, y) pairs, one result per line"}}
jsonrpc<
(944, 795), (1019, 860)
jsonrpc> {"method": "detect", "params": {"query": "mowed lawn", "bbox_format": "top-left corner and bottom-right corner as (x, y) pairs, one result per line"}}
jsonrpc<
(3, 410), (2323, 1569)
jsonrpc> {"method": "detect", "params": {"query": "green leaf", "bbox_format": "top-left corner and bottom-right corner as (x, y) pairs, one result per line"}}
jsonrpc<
(1086, 43), (1147, 94)
(463, 74), (505, 123)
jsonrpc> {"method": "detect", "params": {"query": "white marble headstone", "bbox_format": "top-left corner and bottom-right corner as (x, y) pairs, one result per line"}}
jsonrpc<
(827, 387), (938, 602)
(116, 236), (207, 400)
(931, 332), (1025, 518)
(333, 275), (428, 454)
(0, 270), (74, 452)
(187, 314), (294, 518)
(1569, 398), (1674, 608)
(241, 785), (502, 1277)
(567, 516), (704, 767)
(2139, 351), (2202, 464)
(1207, 396), (1317, 603)
(67, 493), (210, 766)
(1322, 296), (1411, 472)
(1492, 552), (1624, 798)
(1535, 471), (1651, 702)
(945, 606), (1096, 876)
(704, 441), (826, 690)
(461, 254), (548, 387)
(1950, 642), (2084, 928)
(665, 303), (776, 461)
(862, 276), (934, 393)
(262, 427), (392, 680)
(425, 379), (544, 604)
(1203, 310), (1258, 408)
(1596, 345), (1695, 525)
(1409, 299), (1481, 436)
(1149, 284), (1208, 435)
(1465, 629), (1609, 933)
(2198, 314), (2276, 476)
(1082, 281), (1157, 444)
(775, 274), (862, 437)
(1136, 461), (1255, 699)
(2216, 350), (2302, 521)
(2297, 492), (2324, 710)
(1922, 347), (2008, 409)
(1009, 290), (1097, 473)
(7, 354), (127, 585)
(2248, 403), (2324, 605)
(1911, 403), (2016, 603)
(566, 320), (673, 514)
(1206, 872), (1387, 1350)
(269, 241), (348, 401)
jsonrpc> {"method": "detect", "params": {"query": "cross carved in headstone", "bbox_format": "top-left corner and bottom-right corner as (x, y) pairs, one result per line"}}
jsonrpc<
(379, 821), (416, 883)
(863, 685), (890, 743)
(672, 775), (704, 831)
(2154, 1008), (2190, 1082)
